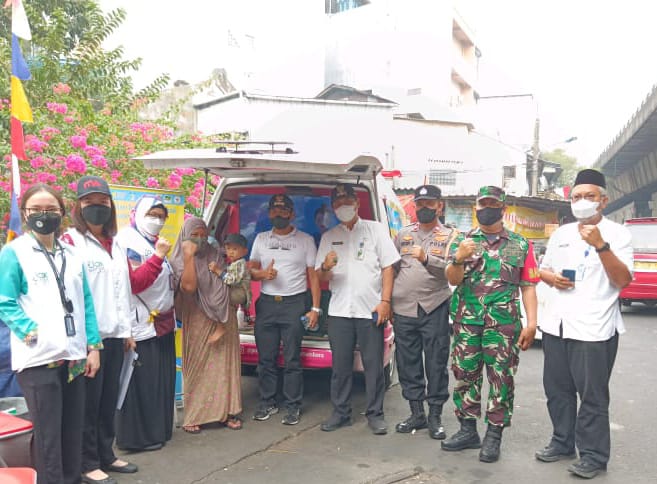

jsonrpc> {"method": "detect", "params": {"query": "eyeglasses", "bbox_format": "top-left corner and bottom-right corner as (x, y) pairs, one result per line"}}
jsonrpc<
(571, 193), (599, 202)
(24, 208), (61, 216)
(146, 214), (167, 221)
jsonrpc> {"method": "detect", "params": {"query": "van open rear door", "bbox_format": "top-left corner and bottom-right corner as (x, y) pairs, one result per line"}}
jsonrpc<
(138, 148), (383, 181)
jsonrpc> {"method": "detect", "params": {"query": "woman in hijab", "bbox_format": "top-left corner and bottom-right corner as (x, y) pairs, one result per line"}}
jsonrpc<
(114, 195), (176, 451)
(170, 217), (243, 433)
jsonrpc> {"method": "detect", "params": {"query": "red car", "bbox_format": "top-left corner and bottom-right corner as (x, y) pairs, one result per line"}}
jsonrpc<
(620, 217), (657, 308)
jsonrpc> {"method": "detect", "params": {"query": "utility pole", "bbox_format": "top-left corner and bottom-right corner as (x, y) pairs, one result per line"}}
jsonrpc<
(530, 117), (540, 197)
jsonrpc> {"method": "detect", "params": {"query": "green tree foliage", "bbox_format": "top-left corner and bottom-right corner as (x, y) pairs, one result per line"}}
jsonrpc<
(541, 148), (581, 186)
(0, 1), (236, 244)
(0, 0), (169, 112)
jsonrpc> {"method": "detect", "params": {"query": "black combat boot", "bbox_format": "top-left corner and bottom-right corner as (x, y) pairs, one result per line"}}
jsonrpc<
(440, 418), (481, 451)
(395, 400), (427, 433)
(479, 424), (503, 463)
(427, 404), (446, 440)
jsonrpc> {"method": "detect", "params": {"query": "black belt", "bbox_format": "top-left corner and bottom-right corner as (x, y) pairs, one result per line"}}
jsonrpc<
(259, 292), (306, 302)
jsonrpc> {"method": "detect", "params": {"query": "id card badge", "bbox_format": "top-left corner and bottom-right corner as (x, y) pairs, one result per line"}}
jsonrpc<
(575, 264), (586, 281)
(64, 314), (76, 337)
(169, 273), (175, 291)
(356, 241), (365, 261)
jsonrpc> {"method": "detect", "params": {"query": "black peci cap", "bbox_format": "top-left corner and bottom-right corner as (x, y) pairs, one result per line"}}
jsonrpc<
(573, 169), (606, 188)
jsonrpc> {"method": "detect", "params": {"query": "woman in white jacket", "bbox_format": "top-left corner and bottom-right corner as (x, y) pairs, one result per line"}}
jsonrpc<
(114, 194), (176, 452)
(0, 183), (102, 484)
(62, 177), (170, 484)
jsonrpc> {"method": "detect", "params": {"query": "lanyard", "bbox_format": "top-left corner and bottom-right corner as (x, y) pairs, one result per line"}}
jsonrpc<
(33, 237), (73, 314)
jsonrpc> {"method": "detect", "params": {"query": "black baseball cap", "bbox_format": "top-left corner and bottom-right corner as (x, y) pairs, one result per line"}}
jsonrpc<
(414, 185), (441, 201)
(331, 183), (357, 204)
(224, 233), (248, 248)
(77, 176), (111, 198)
(269, 194), (294, 211)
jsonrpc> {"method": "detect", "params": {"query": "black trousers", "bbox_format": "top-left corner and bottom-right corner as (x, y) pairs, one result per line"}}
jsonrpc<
(82, 338), (123, 472)
(327, 316), (384, 419)
(17, 364), (85, 484)
(542, 332), (619, 467)
(254, 293), (306, 410)
(393, 300), (450, 407)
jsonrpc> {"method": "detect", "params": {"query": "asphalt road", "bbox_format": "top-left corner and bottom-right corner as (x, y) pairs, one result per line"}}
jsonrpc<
(116, 305), (657, 484)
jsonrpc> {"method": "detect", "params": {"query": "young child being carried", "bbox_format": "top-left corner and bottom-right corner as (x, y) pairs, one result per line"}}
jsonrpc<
(208, 233), (252, 343)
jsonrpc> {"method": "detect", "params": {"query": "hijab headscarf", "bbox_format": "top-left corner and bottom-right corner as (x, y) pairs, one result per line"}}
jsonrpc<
(170, 217), (231, 324)
(131, 195), (168, 242)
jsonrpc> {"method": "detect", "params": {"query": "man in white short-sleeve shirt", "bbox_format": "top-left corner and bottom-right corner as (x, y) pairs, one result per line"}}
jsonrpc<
(316, 183), (400, 435)
(250, 194), (321, 426)
(535, 169), (633, 480)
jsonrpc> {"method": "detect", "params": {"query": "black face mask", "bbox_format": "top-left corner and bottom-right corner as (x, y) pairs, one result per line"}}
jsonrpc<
(416, 207), (437, 224)
(81, 204), (112, 226)
(476, 207), (504, 226)
(271, 216), (290, 230)
(27, 212), (62, 235)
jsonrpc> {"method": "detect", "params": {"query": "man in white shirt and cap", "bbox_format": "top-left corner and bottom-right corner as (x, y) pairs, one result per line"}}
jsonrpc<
(535, 168), (633, 480)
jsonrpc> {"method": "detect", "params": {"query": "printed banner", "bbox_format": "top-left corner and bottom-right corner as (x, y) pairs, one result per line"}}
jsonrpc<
(109, 185), (186, 244)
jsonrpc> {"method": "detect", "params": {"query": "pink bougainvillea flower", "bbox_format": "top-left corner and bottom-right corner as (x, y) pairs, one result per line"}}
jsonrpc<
(65, 154), (87, 174)
(68, 182), (78, 191)
(70, 135), (88, 149)
(111, 170), (121, 183)
(30, 156), (48, 169)
(186, 195), (200, 209)
(46, 102), (68, 114)
(90, 155), (108, 169)
(166, 172), (183, 189)
(63, 116), (74, 123)
(25, 135), (48, 153)
(146, 177), (160, 188)
(52, 83), (71, 95)
(84, 145), (105, 158)
(39, 126), (61, 141)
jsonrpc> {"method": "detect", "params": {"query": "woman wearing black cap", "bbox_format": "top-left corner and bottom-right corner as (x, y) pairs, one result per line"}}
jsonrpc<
(62, 176), (170, 483)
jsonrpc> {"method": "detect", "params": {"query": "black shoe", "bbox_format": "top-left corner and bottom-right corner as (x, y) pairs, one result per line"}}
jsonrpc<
(367, 416), (388, 435)
(427, 414), (446, 440)
(281, 408), (301, 426)
(103, 461), (139, 473)
(253, 404), (279, 421)
(81, 474), (117, 484)
(395, 401), (427, 433)
(321, 413), (352, 431)
(567, 459), (606, 479)
(535, 443), (577, 463)
(479, 424), (503, 463)
(441, 418), (481, 451)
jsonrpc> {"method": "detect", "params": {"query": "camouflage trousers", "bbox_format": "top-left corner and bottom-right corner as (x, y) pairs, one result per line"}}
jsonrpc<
(450, 319), (521, 426)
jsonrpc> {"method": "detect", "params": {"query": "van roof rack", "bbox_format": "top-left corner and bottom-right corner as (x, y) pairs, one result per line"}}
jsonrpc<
(214, 140), (297, 155)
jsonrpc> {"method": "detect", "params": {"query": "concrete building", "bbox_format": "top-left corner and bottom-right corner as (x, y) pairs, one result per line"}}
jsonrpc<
(594, 84), (657, 222)
(324, 0), (480, 110)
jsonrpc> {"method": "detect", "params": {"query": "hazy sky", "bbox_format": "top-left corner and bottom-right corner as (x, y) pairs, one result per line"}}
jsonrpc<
(100, 0), (657, 165)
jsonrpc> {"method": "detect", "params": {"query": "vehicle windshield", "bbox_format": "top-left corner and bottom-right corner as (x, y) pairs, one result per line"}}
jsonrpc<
(627, 224), (657, 252)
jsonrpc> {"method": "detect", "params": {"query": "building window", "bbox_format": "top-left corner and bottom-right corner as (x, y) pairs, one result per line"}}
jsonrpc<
(326, 0), (370, 14)
(429, 170), (456, 186)
(503, 166), (516, 178)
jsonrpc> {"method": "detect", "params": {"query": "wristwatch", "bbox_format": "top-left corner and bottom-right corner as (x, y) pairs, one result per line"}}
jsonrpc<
(595, 242), (611, 253)
(311, 307), (323, 315)
(450, 256), (464, 266)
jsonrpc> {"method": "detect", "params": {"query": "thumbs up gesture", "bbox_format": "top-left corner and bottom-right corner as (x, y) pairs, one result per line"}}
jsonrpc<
(264, 259), (277, 280)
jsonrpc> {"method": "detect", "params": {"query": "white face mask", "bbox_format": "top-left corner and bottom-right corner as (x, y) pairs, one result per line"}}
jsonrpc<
(571, 199), (600, 221)
(143, 216), (165, 236)
(335, 205), (358, 223)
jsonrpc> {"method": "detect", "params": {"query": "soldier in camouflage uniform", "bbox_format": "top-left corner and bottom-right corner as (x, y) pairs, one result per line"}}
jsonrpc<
(442, 186), (539, 463)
